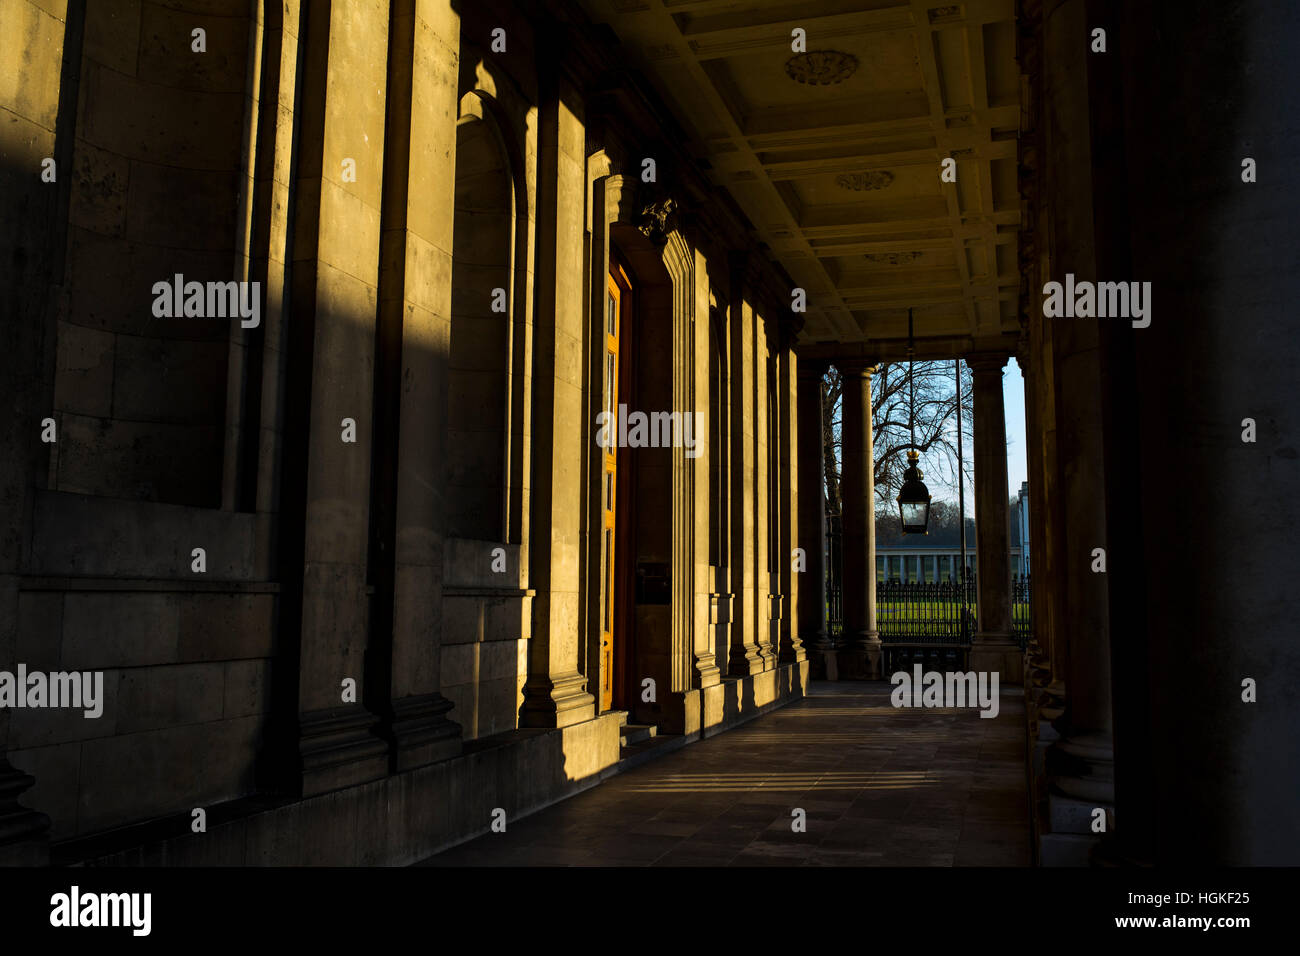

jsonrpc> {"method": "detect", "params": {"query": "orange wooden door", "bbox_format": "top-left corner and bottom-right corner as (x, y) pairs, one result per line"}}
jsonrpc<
(600, 271), (625, 712)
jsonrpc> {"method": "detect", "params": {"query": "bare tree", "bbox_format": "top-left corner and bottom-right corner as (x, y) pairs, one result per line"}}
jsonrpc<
(822, 361), (974, 517)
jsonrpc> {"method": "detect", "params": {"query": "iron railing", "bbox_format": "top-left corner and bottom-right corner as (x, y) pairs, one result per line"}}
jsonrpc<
(1012, 573), (1031, 650)
(824, 514), (1033, 670)
(876, 576), (976, 672)
(826, 514), (843, 642)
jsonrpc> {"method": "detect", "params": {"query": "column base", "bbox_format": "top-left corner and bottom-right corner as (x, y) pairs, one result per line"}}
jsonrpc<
(390, 693), (462, 771)
(298, 708), (390, 798)
(0, 760), (50, 866)
(969, 632), (1024, 684)
(837, 634), (882, 680)
(806, 643), (838, 680)
(520, 671), (595, 729)
(727, 644), (764, 678)
(778, 640), (807, 666)
(1047, 731), (1115, 804)
(693, 651), (722, 689)
(760, 603), (781, 670)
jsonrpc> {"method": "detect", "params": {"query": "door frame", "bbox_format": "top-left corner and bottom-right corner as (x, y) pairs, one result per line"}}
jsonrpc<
(609, 258), (636, 712)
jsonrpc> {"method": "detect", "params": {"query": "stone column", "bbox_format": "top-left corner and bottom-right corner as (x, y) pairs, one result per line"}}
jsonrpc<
(1031, 0), (1114, 865)
(519, 66), (596, 728)
(1109, 0), (1300, 865)
(837, 362), (882, 679)
(967, 353), (1022, 683)
(795, 359), (830, 674)
(288, 0), (392, 795)
(380, 0), (463, 769)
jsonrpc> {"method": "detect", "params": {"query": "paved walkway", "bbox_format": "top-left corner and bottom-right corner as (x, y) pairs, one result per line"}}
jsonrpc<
(417, 681), (1030, 866)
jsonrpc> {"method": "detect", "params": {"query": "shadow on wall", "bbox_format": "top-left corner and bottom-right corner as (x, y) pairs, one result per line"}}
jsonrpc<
(46, 0), (255, 508)
(3, 0), (283, 847)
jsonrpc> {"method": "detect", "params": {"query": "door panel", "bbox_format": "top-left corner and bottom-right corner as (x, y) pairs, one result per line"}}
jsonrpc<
(600, 272), (623, 712)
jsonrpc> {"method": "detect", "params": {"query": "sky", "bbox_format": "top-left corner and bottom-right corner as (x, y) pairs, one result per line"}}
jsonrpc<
(952, 356), (1028, 518)
(1003, 357), (1029, 496)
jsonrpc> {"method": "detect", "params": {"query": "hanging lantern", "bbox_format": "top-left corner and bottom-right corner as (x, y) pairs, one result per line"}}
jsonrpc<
(897, 449), (931, 534)
(897, 308), (930, 534)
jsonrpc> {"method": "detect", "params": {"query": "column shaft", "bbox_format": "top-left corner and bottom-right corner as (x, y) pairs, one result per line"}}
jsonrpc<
(967, 353), (1022, 684)
(838, 364), (881, 679)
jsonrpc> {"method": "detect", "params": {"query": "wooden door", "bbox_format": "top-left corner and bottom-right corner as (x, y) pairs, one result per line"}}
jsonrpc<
(600, 270), (626, 712)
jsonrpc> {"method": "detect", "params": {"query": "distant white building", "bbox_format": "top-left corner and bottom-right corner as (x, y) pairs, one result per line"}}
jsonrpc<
(1016, 480), (1030, 576)
(869, 481), (1031, 582)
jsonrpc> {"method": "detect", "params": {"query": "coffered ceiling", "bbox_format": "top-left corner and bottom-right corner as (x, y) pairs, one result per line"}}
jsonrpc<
(578, 0), (1025, 357)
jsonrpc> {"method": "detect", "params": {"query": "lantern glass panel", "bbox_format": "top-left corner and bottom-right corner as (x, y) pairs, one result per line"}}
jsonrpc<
(900, 499), (929, 533)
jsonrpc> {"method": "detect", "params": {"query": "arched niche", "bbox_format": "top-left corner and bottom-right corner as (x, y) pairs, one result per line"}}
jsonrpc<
(51, 0), (254, 507)
(448, 91), (516, 541)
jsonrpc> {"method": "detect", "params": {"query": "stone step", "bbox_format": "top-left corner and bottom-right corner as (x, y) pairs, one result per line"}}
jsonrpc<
(604, 732), (688, 778)
(1048, 790), (1114, 834)
(619, 723), (656, 747)
(1038, 832), (1099, 867)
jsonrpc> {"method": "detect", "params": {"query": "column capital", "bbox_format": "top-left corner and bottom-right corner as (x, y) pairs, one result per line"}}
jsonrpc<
(965, 351), (1009, 374)
(605, 173), (635, 224)
(834, 358), (879, 376)
(795, 356), (830, 380)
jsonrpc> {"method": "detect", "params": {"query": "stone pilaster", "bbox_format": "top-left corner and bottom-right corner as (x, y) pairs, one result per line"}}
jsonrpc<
(778, 346), (805, 665)
(689, 245), (722, 689)
(378, 0), (463, 769)
(837, 361), (882, 679)
(519, 67), (596, 728)
(726, 257), (763, 677)
(754, 312), (776, 670)
(288, 0), (392, 794)
(967, 352), (1023, 684)
(795, 359), (830, 675)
